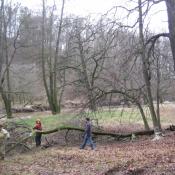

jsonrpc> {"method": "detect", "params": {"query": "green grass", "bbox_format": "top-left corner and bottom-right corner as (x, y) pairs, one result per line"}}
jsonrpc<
(10, 106), (169, 130)
(86, 108), (153, 125)
(12, 113), (75, 130)
(12, 110), (147, 129)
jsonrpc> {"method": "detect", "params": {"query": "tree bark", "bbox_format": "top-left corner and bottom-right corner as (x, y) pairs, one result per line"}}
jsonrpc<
(77, 33), (96, 111)
(165, 0), (175, 70)
(39, 125), (155, 138)
(0, 0), (4, 76)
(155, 48), (161, 129)
(138, 0), (160, 130)
(41, 0), (65, 115)
(136, 102), (150, 130)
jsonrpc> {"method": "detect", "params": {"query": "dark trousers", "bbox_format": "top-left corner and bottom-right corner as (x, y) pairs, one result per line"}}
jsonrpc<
(35, 134), (42, 147)
(80, 134), (95, 150)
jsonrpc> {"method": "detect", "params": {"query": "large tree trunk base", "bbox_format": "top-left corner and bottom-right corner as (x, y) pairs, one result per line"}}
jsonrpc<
(152, 131), (164, 141)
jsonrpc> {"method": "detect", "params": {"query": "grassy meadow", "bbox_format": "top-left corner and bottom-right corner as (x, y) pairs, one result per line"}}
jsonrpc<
(10, 103), (175, 132)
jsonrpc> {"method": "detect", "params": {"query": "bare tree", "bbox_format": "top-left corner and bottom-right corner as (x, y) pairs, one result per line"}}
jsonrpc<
(41, 0), (65, 114)
(0, 1), (21, 118)
(64, 17), (120, 111)
(138, 0), (162, 131)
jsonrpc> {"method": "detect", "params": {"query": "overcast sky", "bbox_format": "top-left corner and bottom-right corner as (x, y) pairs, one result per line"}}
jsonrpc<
(16, 0), (168, 33)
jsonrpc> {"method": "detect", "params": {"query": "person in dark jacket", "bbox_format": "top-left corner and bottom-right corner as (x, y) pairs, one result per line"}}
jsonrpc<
(80, 117), (95, 150)
(33, 119), (42, 147)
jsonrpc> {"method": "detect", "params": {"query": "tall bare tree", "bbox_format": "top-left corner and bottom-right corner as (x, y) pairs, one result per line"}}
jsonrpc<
(41, 0), (65, 114)
(65, 17), (119, 111)
(138, 0), (161, 130)
(0, 1), (21, 118)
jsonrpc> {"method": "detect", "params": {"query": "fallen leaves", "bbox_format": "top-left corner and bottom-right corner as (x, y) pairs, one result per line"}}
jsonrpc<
(1, 133), (175, 175)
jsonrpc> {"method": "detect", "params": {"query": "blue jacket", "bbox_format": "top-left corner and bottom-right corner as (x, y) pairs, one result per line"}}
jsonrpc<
(85, 121), (92, 137)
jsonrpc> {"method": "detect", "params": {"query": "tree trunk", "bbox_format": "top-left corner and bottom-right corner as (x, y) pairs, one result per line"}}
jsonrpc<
(138, 0), (160, 131)
(78, 34), (96, 111)
(41, 0), (65, 115)
(155, 49), (161, 129)
(38, 126), (155, 138)
(0, 0), (12, 118)
(41, 0), (51, 113)
(5, 23), (12, 118)
(0, 0), (4, 75)
(3, 96), (12, 118)
(0, 87), (12, 118)
(136, 102), (150, 130)
(165, 0), (175, 70)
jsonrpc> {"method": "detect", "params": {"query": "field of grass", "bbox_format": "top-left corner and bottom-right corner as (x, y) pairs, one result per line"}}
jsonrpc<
(13, 113), (74, 130)
(11, 104), (175, 132)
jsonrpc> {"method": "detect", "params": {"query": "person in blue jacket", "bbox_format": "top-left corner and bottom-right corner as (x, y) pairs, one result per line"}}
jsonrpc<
(80, 117), (95, 150)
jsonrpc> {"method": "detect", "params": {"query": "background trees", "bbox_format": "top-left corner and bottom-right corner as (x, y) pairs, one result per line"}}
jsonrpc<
(0, 0), (174, 133)
(0, 0), (23, 118)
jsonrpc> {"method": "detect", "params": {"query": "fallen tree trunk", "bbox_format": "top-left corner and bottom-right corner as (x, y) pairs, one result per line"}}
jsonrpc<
(7, 126), (153, 153)
(40, 125), (154, 139)
(7, 125), (175, 154)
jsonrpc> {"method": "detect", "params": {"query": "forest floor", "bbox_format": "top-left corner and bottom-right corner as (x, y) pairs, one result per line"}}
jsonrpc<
(1, 104), (175, 175)
(1, 132), (175, 175)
